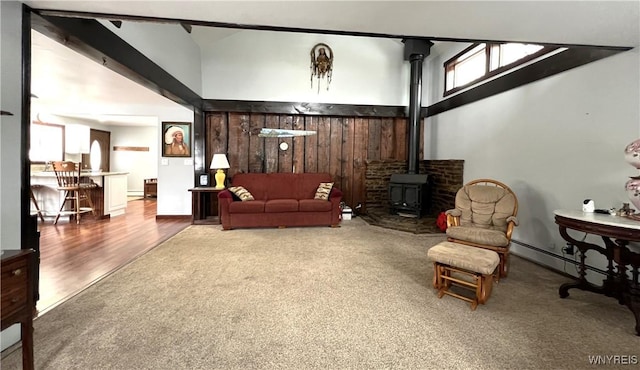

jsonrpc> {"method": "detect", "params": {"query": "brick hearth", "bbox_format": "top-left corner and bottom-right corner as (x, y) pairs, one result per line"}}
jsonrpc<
(359, 159), (464, 234)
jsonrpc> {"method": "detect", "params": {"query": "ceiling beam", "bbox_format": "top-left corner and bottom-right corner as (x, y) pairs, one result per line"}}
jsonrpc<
(424, 47), (627, 117)
(30, 12), (202, 110)
(180, 23), (192, 34)
(202, 100), (407, 118)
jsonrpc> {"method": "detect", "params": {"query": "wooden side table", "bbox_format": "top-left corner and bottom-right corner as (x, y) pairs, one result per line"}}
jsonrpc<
(1, 249), (35, 370)
(144, 178), (157, 198)
(188, 187), (223, 225)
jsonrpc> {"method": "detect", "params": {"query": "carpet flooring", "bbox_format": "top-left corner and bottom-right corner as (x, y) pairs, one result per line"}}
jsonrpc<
(2, 218), (638, 369)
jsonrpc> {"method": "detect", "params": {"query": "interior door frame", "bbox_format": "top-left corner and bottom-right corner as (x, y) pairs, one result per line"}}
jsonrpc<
(81, 128), (111, 172)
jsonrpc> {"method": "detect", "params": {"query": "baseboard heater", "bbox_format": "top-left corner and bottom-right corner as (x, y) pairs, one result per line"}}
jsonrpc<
(510, 239), (608, 277)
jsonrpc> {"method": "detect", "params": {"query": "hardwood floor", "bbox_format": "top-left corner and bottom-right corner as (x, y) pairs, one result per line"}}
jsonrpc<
(35, 198), (190, 316)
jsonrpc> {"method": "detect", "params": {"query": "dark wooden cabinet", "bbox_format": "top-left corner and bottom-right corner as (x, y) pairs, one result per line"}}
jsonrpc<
(1, 249), (35, 370)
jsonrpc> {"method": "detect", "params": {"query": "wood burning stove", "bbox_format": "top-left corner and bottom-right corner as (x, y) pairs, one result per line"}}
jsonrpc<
(388, 39), (434, 218)
(389, 174), (431, 217)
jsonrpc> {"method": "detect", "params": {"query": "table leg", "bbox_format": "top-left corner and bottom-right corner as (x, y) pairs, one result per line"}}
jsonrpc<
(559, 250), (607, 298)
(621, 244), (640, 336)
(558, 226), (608, 298)
(624, 284), (640, 336)
(22, 318), (34, 370)
(602, 237), (626, 302)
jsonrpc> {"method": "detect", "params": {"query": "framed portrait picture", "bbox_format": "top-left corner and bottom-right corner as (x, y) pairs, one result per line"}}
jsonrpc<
(162, 122), (191, 157)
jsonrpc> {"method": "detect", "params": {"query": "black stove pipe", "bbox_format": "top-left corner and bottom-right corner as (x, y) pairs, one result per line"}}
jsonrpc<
(407, 53), (424, 175)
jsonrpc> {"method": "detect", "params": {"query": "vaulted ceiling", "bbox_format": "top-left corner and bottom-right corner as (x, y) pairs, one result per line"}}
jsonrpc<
(25, 1), (640, 47)
(23, 1), (640, 126)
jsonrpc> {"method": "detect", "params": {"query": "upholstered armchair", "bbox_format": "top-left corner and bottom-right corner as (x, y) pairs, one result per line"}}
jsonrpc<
(445, 179), (519, 278)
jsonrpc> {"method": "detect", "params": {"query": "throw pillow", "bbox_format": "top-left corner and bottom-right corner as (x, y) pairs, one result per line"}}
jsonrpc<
(228, 186), (255, 201)
(314, 182), (334, 201)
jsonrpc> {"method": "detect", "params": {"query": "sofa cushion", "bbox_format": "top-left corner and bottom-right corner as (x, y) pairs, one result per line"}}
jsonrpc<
(299, 199), (333, 212)
(428, 241), (500, 275)
(266, 173), (298, 200)
(230, 172), (334, 200)
(228, 186), (255, 201)
(229, 200), (265, 213)
(446, 226), (510, 247)
(296, 173), (333, 199)
(265, 199), (299, 213)
(314, 182), (334, 200)
(229, 174), (269, 200)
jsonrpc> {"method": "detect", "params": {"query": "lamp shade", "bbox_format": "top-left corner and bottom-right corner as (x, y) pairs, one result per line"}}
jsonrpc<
(210, 154), (230, 169)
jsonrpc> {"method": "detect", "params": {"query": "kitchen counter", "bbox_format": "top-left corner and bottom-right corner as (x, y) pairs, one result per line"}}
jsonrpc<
(31, 171), (129, 220)
(31, 171), (129, 177)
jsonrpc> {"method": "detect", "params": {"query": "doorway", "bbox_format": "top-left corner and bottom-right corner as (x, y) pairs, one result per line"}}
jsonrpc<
(82, 129), (111, 172)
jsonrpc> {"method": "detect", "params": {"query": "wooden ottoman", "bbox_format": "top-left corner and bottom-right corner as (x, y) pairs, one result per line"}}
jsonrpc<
(427, 241), (500, 310)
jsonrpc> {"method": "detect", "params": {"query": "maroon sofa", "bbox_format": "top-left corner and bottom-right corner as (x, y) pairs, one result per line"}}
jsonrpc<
(218, 172), (343, 230)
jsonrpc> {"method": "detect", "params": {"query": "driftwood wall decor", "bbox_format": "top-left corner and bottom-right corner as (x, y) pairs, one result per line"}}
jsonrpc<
(310, 43), (333, 92)
(205, 111), (423, 211)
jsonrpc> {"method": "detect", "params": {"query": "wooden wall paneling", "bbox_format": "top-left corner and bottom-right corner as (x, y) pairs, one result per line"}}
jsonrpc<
(394, 117), (408, 161)
(228, 113), (250, 176)
(367, 118), (381, 161)
(206, 113), (228, 177)
(380, 117), (394, 160)
(316, 117), (331, 174)
(341, 118), (355, 208)
(292, 115), (305, 173)
(304, 116), (318, 173)
(264, 114), (279, 173)
(353, 118), (368, 211)
(249, 113), (265, 173)
(204, 109), (412, 212)
(278, 115), (293, 173)
(329, 117), (344, 189)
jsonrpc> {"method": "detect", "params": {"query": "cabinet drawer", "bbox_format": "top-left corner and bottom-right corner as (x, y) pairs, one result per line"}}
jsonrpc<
(1, 289), (27, 319)
(1, 257), (28, 319)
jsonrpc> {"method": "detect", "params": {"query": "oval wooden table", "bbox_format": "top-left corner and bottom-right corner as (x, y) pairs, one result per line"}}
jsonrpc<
(554, 209), (640, 335)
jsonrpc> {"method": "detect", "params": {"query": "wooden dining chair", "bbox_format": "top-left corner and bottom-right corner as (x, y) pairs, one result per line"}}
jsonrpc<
(29, 185), (45, 222)
(52, 161), (97, 225)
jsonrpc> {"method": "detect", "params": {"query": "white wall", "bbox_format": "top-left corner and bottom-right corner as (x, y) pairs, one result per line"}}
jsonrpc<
(201, 30), (409, 105)
(0, 0), (23, 352)
(156, 111), (195, 216)
(424, 46), (640, 275)
(100, 20), (202, 96)
(110, 125), (158, 194)
(1, 0), (22, 252)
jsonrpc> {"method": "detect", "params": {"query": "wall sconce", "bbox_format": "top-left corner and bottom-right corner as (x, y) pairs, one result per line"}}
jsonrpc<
(210, 154), (230, 189)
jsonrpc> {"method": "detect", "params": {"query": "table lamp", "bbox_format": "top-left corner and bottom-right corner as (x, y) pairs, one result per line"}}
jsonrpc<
(210, 154), (230, 189)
